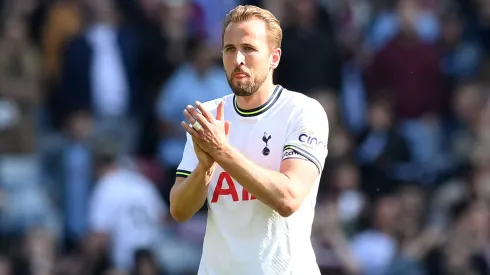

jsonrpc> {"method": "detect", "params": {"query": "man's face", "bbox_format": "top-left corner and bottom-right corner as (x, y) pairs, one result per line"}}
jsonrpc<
(222, 19), (280, 96)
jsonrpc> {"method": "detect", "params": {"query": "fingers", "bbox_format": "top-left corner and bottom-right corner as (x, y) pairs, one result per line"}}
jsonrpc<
(185, 105), (210, 130)
(183, 108), (196, 125)
(215, 101), (224, 121)
(192, 138), (203, 151)
(224, 120), (231, 136)
(181, 121), (200, 139)
(184, 103), (229, 137)
(196, 101), (215, 123)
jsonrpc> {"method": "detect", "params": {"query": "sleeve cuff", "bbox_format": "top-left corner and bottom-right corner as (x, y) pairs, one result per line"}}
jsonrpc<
(283, 145), (322, 174)
(176, 169), (192, 178)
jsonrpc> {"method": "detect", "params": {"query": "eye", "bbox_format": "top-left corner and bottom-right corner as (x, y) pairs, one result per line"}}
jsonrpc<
(244, 46), (254, 52)
(223, 47), (235, 53)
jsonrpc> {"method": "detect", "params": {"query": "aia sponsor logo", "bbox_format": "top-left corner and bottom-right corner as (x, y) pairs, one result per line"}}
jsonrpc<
(210, 172), (256, 203)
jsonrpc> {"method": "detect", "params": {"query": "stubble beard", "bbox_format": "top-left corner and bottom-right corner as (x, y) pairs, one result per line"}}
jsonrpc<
(227, 73), (267, 97)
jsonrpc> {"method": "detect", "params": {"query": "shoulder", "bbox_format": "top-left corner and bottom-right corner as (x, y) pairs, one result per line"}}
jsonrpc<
(200, 94), (234, 114)
(92, 172), (121, 198)
(94, 169), (139, 195)
(280, 89), (327, 119)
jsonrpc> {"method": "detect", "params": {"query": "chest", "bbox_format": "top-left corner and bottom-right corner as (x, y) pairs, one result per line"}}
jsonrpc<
(229, 117), (286, 168)
(206, 117), (288, 206)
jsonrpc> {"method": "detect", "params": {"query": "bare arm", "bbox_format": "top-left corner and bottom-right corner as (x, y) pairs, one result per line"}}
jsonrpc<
(169, 163), (214, 222)
(212, 145), (318, 217)
(182, 99), (328, 217)
(170, 101), (231, 222)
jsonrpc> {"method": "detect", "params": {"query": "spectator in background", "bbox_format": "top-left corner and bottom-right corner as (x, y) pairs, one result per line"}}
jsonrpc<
(41, 0), (84, 129)
(136, 0), (203, 157)
(323, 126), (354, 187)
(0, 16), (41, 154)
(351, 195), (401, 275)
(55, 2), (148, 244)
(329, 161), (365, 235)
(155, 37), (230, 202)
(439, 10), (483, 83)
(274, 0), (341, 94)
(86, 135), (167, 273)
(426, 200), (490, 274)
(396, 185), (428, 246)
(338, 33), (369, 136)
(136, 0), (182, 98)
(41, 0), (83, 90)
(355, 98), (412, 199)
(385, 185), (442, 275)
(137, 0), (201, 95)
(313, 198), (361, 274)
(0, 15), (60, 248)
(457, 0), (490, 54)
(444, 82), (486, 177)
(58, 0), (145, 154)
(158, 0), (195, 67)
(367, 0), (444, 184)
(325, 0), (372, 43)
(62, 110), (93, 250)
(438, 9), (484, 119)
(367, 0), (439, 52)
(367, 0), (443, 122)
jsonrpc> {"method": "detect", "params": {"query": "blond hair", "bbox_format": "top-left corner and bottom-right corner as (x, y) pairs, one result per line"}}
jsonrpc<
(222, 5), (282, 49)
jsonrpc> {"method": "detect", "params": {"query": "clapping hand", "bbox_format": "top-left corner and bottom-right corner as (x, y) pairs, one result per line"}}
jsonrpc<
(182, 101), (231, 169)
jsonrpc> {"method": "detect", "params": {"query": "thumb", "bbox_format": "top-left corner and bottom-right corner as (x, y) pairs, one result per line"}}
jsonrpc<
(224, 121), (231, 136)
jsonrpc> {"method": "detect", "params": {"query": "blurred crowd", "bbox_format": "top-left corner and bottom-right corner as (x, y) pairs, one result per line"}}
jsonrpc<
(0, 0), (490, 274)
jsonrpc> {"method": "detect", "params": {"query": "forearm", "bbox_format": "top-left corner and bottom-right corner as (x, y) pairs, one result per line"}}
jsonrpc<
(211, 145), (296, 216)
(169, 163), (213, 222)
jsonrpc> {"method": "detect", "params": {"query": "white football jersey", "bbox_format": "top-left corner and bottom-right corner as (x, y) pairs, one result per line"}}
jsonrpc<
(176, 86), (329, 275)
(89, 167), (166, 270)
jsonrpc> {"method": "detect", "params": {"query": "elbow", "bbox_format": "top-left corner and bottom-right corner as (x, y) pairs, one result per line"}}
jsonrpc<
(169, 206), (191, 223)
(276, 186), (302, 217)
(277, 199), (301, 217)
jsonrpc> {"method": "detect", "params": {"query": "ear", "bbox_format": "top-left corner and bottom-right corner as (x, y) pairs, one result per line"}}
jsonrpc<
(270, 48), (281, 70)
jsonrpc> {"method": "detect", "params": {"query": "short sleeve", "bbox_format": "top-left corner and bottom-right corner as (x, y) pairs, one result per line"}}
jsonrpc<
(282, 99), (329, 174)
(176, 133), (199, 178)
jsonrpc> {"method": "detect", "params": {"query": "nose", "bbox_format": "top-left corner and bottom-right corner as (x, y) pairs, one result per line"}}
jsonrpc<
(234, 50), (245, 66)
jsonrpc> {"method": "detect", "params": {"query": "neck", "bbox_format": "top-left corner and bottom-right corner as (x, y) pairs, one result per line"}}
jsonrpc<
(235, 77), (276, 110)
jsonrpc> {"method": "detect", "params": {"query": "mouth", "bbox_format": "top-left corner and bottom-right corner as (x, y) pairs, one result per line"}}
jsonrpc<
(233, 72), (248, 79)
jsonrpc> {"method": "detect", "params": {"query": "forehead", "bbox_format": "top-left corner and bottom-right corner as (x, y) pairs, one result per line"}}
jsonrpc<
(223, 19), (269, 47)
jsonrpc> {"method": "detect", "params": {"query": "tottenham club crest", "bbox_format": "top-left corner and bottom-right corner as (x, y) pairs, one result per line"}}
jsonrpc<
(262, 132), (271, 156)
